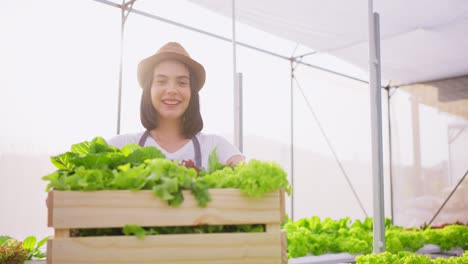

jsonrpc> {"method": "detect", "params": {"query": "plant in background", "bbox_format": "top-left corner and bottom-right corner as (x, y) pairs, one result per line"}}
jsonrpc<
(0, 237), (29, 264)
(423, 224), (468, 251)
(22, 236), (49, 260)
(0, 241), (29, 263)
(356, 251), (468, 264)
(284, 216), (468, 259)
(0, 235), (48, 263)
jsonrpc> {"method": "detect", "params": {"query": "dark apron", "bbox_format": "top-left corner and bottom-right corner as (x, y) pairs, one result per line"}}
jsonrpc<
(138, 130), (202, 168)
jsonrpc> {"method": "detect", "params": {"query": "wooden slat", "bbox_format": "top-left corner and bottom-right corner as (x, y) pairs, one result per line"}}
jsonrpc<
(48, 233), (282, 264)
(47, 191), (53, 227)
(55, 229), (69, 238)
(49, 189), (281, 228)
(47, 239), (52, 264)
(280, 188), (286, 223)
(266, 224), (280, 233)
(281, 230), (288, 264)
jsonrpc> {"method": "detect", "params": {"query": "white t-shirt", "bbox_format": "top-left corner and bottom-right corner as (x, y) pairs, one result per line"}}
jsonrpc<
(107, 131), (242, 169)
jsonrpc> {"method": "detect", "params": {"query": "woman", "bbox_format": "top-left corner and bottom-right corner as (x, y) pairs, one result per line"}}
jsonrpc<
(108, 42), (244, 169)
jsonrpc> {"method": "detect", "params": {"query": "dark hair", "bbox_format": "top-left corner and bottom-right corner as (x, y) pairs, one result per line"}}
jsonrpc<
(140, 61), (203, 138)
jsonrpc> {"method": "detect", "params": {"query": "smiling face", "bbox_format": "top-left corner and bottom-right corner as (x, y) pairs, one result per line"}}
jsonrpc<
(150, 60), (191, 122)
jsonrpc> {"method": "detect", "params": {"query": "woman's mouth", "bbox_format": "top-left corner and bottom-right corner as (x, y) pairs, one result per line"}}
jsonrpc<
(162, 99), (181, 105)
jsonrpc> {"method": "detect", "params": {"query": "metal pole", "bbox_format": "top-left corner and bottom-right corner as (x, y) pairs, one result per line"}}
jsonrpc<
(387, 87), (395, 224)
(232, 0), (243, 151)
(116, 1), (125, 135)
(411, 97), (422, 192)
(368, 0), (385, 253)
(447, 127), (453, 185)
(116, 0), (136, 135)
(290, 60), (295, 221)
(232, 0), (237, 79)
(234, 73), (243, 152)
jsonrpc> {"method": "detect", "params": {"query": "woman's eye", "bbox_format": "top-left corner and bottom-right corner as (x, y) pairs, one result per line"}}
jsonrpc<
(179, 82), (188, 87)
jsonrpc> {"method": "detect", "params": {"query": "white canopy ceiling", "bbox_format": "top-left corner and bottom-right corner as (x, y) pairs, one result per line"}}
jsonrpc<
(189, 0), (468, 85)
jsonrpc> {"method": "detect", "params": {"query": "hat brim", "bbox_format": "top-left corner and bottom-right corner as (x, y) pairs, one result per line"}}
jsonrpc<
(137, 52), (206, 91)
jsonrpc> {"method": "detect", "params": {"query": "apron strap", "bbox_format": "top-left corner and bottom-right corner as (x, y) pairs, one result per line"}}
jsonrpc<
(138, 130), (151, 147)
(138, 130), (202, 168)
(192, 135), (202, 168)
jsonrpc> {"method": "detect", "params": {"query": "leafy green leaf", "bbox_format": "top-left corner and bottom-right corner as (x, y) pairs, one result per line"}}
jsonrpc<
(71, 141), (91, 155)
(35, 236), (49, 249)
(88, 137), (116, 154)
(207, 148), (225, 173)
(125, 147), (165, 165)
(22, 236), (36, 252)
(42, 171), (71, 191)
(0, 235), (11, 246)
(123, 225), (146, 239)
(70, 154), (112, 169)
(120, 143), (142, 156)
(152, 177), (178, 201)
(50, 152), (77, 170)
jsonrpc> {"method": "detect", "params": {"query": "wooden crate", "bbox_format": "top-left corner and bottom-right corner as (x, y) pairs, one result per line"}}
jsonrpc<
(47, 189), (287, 264)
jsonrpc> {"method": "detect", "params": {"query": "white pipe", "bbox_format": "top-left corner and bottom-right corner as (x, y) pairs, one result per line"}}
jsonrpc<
(368, 0), (386, 253)
(232, 0), (243, 151)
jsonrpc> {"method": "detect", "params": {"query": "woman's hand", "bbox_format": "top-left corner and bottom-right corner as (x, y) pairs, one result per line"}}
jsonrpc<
(226, 155), (245, 166)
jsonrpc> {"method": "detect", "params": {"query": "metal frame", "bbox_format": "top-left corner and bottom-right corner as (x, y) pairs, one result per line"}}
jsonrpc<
(94, 0), (390, 252)
(290, 71), (370, 219)
(386, 86), (397, 224)
(94, 0), (371, 85)
(115, 0), (137, 135)
(290, 58), (295, 220)
(368, 0), (385, 252)
(232, 0), (243, 152)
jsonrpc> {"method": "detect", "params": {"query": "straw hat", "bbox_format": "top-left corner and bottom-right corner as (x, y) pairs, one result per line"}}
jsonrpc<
(137, 42), (206, 91)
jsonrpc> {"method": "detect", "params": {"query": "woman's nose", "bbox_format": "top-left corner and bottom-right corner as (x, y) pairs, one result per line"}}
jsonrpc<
(166, 81), (178, 94)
